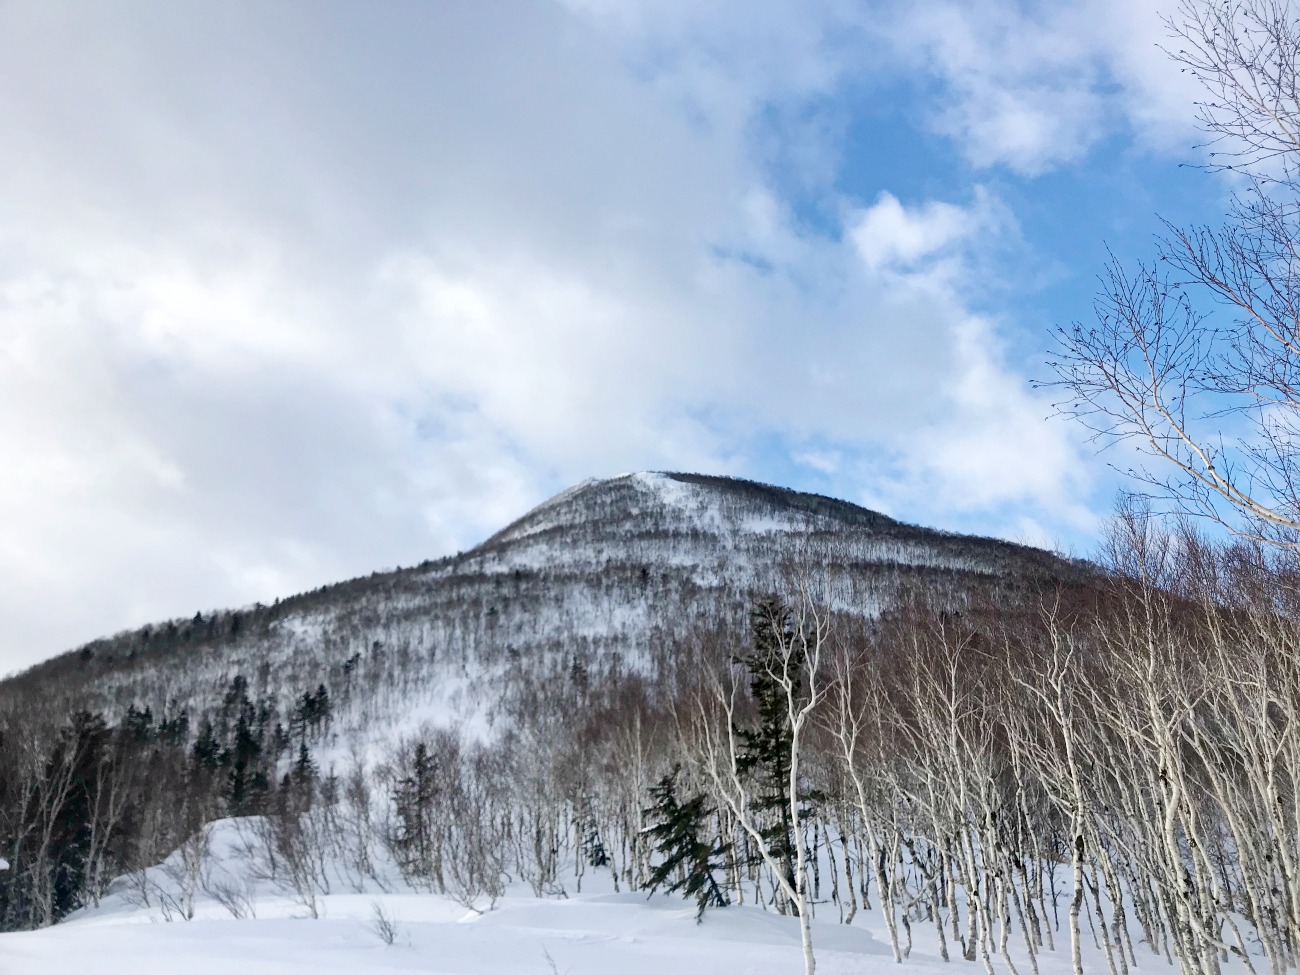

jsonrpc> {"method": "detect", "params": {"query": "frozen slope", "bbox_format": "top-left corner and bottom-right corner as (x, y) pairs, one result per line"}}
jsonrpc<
(0, 818), (1143, 975)
(3, 892), (893, 975)
(0, 472), (1089, 758)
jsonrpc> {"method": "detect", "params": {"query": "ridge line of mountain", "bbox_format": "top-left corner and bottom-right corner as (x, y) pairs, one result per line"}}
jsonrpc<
(0, 471), (1088, 687)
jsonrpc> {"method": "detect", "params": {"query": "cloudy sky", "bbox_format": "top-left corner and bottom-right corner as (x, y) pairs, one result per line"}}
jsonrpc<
(0, 0), (1231, 673)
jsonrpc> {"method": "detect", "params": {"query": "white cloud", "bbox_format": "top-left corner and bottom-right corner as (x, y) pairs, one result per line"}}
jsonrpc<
(794, 450), (843, 476)
(568, 0), (1205, 176)
(852, 193), (973, 272)
(834, 189), (1096, 527)
(883, 0), (1201, 173)
(911, 315), (1095, 518)
(0, 0), (1162, 673)
(848, 189), (1016, 277)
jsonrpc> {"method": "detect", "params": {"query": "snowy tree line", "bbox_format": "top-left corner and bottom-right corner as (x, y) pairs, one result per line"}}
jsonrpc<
(3, 504), (1300, 975)
(0, 472), (1078, 756)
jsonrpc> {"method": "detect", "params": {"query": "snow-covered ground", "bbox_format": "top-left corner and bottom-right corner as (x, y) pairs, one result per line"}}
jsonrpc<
(3, 891), (896, 975)
(0, 820), (1174, 975)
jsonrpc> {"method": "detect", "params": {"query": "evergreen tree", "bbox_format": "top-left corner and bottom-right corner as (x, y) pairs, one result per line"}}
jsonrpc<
(122, 705), (153, 743)
(192, 719), (221, 770)
(390, 742), (438, 881)
(271, 720), (290, 758)
(290, 683), (332, 745)
(293, 741), (317, 786)
(733, 596), (818, 912)
(643, 765), (729, 922)
(289, 694), (309, 748)
(312, 683), (331, 733)
(581, 806), (608, 869)
(279, 742), (316, 814)
(220, 675), (249, 727)
(40, 712), (112, 921)
(223, 699), (267, 815)
(157, 709), (189, 748)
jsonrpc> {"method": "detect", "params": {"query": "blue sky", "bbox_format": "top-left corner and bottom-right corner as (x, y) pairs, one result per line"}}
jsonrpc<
(0, 0), (1242, 671)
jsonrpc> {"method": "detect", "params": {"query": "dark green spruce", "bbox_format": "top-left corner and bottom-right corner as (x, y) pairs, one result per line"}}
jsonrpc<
(734, 596), (820, 915)
(642, 765), (730, 922)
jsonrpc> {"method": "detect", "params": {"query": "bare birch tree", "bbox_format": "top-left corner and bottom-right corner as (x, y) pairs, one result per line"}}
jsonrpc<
(692, 595), (832, 975)
(1048, 0), (1300, 543)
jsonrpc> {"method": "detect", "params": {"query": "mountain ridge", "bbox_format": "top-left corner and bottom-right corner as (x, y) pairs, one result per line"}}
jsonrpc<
(0, 471), (1092, 750)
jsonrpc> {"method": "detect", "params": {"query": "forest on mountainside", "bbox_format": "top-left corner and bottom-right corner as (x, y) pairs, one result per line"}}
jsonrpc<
(2, 506), (1300, 975)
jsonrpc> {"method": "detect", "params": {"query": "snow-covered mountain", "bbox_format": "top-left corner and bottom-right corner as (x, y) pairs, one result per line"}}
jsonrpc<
(4, 473), (1289, 975)
(0, 471), (1086, 748)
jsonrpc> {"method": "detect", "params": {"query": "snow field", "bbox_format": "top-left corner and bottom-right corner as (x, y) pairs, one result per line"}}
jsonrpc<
(0, 819), (1223, 975)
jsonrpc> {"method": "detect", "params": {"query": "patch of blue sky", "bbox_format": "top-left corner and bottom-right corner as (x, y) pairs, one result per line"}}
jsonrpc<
(735, 76), (1251, 551)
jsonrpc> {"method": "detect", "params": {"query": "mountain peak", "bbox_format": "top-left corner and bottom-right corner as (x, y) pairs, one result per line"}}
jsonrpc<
(480, 471), (899, 552)
(1, 470), (1085, 758)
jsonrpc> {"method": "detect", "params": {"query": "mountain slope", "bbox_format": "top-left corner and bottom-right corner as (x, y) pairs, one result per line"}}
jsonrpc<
(0, 472), (1089, 749)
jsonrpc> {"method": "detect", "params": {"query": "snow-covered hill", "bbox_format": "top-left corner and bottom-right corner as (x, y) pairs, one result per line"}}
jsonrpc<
(3, 475), (1291, 975)
(0, 472), (1086, 752)
(0, 818), (1134, 975)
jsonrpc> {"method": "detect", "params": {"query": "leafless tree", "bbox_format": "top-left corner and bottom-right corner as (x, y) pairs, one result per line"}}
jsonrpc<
(1007, 600), (1097, 975)
(207, 875), (257, 919)
(822, 638), (906, 960)
(443, 749), (508, 913)
(336, 754), (385, 893)
(256, 802), (334, 919)
(368, 899), (401, 945)
(691, 593), (832, 975)
(1048, 0), (1300, 544)
(157, 823), (212, 921)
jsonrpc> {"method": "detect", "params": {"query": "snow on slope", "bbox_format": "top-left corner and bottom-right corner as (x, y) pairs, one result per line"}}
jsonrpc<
(3, 894), (887, 975)
(0, 818), (1159, 975)
(0, 472), (1085, 773)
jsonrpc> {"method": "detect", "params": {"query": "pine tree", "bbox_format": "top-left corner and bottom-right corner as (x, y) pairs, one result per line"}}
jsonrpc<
(192, 719), (221, 770)
(123, 705), (153, 743)
(390, 742), (438, 883)
(37, 711), (112, 921)
(224, 699), (267, 815)
(642, 765), (729, 922)
(734, 596), (819, 913)
(157, 708), (189, 747)
(312, 683), (331, 733)
(293, 741), (316, 783)
(277, 741), (317, 815)
(581, 810), (609, 869)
